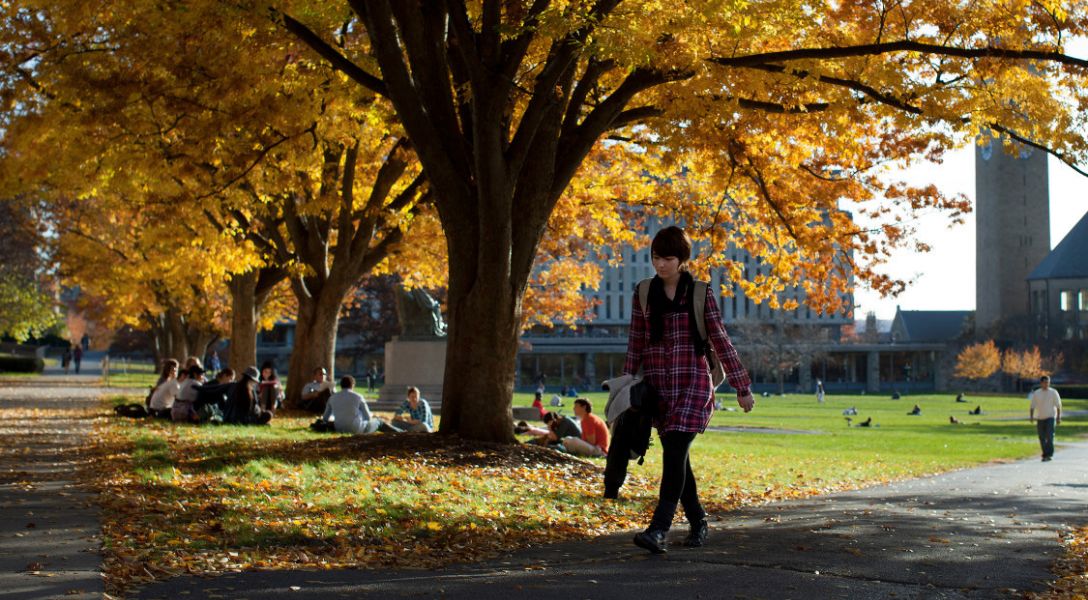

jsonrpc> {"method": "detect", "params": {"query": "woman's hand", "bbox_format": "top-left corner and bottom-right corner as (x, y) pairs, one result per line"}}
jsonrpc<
(736, 392), (755, 413)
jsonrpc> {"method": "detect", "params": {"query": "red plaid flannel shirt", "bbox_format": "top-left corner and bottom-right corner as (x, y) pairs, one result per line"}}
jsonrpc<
(623, 284), (751, 433)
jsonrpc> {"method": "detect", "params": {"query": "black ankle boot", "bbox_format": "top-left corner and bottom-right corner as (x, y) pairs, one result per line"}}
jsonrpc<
(682, 518), (708, 547)
(633, 528), (668, 554)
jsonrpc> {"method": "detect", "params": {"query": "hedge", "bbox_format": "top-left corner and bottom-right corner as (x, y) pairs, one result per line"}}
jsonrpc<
(0, 354), (44, 373)
(1058, 384), (1088, 400)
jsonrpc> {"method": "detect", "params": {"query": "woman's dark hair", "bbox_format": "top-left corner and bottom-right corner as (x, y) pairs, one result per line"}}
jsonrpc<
(158, 359), (179, 383)
(340, 375), (355, 389)
(260, 360), (278, 381)
(651, 226), (693, 263)
(574, 398), (592, 413)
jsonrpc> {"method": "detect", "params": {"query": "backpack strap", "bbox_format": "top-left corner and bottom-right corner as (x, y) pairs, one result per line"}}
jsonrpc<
(637, 278), (653, 315)
(693, 279), (728, 390)
(693, 280), (708, 343)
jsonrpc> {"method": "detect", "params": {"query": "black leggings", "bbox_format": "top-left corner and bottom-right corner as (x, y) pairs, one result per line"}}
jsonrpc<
(650, 431), (705, 531)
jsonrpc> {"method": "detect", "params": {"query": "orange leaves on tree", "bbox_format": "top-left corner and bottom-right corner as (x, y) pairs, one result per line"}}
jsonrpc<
(955, 340), (1001, 381)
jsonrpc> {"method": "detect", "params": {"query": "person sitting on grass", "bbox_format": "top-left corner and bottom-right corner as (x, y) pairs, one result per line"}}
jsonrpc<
(949, 416), (962, 424)
(969, 405), (982, 415)
(172, 365), (206, 423)
(301, 367), (333, 413)
(321, 375), (401, 434)
(193, 368), (235, 423)
(392, 386), (434, 432)
(177, 356), (202, 384)
(956, 392), (967, 403)
(908, 404), (921, 416)
(561, 398), (609, 457)
(531, 411), (581, 447)
(532, 391), (546, 419)
(215, 368), (235, 384)
(224, 366), (273, 425)
(257, 361), (284, 413)
(147, 360), (181, 419)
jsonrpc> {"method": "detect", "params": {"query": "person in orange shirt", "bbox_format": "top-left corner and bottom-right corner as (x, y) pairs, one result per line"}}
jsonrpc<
(562, 398), (610, 457)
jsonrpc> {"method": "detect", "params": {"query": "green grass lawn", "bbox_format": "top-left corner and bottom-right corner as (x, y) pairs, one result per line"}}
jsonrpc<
(95, 390), (1087, 591)
(101, 360), (158, 388)
(517, 391), (1087, 500)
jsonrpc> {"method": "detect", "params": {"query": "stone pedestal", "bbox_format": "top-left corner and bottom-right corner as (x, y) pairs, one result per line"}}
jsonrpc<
(377, 337), (447, 408)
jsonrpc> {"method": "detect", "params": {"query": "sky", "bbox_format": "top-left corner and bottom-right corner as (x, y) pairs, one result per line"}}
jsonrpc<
(851, 38), (1088, 321)
(851, 150), (1088, 321)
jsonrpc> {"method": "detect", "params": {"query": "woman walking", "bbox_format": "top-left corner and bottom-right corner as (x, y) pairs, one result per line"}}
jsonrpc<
(625, 226), (754, 553)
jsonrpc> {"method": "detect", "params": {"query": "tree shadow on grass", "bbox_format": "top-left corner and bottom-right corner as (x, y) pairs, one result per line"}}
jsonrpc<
(174, 431), (591, 475)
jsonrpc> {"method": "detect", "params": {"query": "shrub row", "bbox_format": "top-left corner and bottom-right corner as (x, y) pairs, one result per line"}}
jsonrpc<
(0, 354), (44, 373)
(1058, 384), (1088, 400)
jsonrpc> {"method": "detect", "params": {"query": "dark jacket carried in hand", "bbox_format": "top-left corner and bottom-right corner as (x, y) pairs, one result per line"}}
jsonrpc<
(601, 374), (660, 497)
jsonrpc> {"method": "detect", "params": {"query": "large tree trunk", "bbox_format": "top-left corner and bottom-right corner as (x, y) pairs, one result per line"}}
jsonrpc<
(147, 313), (166, 367)
(284, 291), (342, 409)
(187, 329), (218, 365)
(164, 308), (189, 362)
(436, 231), (522, 443)
(228, 271), (260, 371)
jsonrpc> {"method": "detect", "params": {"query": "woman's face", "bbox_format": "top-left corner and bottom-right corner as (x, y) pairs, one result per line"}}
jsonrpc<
(261, 367), (272, 379)
(652, 253), (683, 282)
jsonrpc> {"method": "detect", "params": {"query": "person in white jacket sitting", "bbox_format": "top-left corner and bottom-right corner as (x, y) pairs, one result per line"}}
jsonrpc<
(322, 375), (380, 434)
(322, 375), (401, 434)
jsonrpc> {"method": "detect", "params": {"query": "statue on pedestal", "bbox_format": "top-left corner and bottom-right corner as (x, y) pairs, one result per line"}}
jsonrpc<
(395, 287), (447, 338)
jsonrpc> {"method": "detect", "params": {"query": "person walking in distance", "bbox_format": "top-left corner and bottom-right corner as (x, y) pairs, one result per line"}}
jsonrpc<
(625, 226), (754, 554)
(1029, 375), (1062, 462)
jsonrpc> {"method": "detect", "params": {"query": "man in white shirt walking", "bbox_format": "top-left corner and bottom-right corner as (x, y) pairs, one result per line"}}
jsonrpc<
(1029, 375), (1062, 462)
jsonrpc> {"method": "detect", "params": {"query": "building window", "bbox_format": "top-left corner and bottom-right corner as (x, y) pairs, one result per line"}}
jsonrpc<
(1060, 290), (1075, 312)
(1080, 289), (1088, 312)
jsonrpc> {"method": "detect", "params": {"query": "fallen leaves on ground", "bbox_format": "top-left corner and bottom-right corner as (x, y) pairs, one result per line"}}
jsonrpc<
(84, 405), (965, 597)
(1030, 526), (1088, 600)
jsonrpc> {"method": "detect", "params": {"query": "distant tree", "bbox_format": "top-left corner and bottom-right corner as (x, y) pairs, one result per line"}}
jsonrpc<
(1002, 346), (1063, 392)
(954, 340), (1001, 384)
(337, 275), (401, 358)
(0, 201), (57, 342)
(733, 313), (828, 395)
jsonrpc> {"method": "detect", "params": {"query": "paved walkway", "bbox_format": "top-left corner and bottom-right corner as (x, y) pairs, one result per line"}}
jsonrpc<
(133, 443), (1088, 599)
(0, 383), (116, 599)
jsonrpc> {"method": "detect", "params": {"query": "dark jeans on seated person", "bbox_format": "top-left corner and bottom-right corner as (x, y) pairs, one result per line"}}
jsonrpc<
(301, 389), (332, 414)
(377, 421), (404, 434)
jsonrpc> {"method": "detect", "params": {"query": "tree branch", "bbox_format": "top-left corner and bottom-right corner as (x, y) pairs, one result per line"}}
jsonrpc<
(276, 10), (389, 97)
(709, 40), (1088, 71)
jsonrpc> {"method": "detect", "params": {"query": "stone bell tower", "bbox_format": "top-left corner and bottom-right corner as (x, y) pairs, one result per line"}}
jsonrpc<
(974, 135), (1050, 331)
